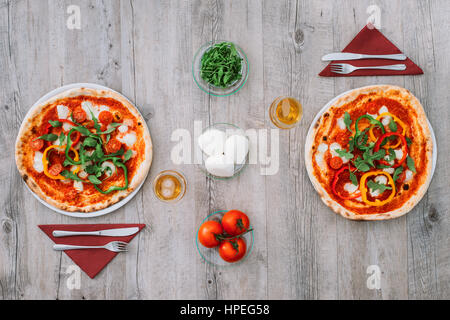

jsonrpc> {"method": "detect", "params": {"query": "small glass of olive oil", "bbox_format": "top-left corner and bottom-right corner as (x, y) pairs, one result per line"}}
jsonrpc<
(153, 170), (187, 203)
(269, 96), (303, 129)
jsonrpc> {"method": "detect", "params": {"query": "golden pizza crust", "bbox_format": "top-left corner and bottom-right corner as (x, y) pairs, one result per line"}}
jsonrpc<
(15, 87), (153, 213)
(305, 85), (433, 220)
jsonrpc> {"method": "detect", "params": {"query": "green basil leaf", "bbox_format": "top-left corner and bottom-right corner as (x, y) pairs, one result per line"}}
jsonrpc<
(406, 155), (416, 173)
(37, 133), (58, 142)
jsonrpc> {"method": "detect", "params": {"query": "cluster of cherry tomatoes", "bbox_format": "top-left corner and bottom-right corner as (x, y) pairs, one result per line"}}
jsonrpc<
(198, 210), (252, 263)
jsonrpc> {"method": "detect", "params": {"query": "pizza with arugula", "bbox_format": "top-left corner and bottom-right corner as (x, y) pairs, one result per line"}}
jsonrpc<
(305, 85), (433, 220)
(15, 87), (152, 212)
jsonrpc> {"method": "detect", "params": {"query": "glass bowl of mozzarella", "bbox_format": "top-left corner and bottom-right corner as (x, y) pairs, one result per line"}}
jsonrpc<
(197, 123), (249, 180)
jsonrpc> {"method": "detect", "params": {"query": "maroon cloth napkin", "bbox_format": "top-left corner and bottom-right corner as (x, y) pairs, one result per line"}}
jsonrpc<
(39, 224), (145, 279)
(319, 24), (423, 77)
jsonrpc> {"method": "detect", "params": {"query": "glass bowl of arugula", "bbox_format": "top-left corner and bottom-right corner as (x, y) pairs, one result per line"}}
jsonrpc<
(192, 41), (249, 97)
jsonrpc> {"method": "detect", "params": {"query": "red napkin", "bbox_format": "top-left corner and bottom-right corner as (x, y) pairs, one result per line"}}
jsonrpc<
(319, 24), (423, 77)
(39, 224), (145, 279)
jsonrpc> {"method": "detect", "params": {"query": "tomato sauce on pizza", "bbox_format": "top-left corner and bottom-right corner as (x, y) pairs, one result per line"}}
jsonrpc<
(15, 88), (152, 212)
(306, 85), (433, 220)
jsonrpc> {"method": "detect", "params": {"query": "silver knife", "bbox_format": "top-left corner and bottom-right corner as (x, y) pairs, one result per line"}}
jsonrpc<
(322, 52), (407, 61)
(52, 227), (139, 238)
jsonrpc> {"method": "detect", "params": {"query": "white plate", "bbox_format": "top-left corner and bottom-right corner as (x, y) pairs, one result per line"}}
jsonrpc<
(23, 83), (150, 218)
(304, 85), (437, 197)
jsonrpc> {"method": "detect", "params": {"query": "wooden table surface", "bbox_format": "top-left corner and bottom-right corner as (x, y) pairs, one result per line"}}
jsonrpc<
(1, 0), (449, 300)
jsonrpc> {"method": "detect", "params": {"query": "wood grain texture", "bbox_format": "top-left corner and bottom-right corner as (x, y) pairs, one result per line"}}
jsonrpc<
(0, 0), (449, 300)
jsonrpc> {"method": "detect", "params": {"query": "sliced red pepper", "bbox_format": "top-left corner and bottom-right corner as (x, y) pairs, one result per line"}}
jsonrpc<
(59, 119), (77, 127)
(70, 130), (81, 145)
(332, 166), (361, 200)
(42, 122), (52, 135)
(374, 132), (407, 168)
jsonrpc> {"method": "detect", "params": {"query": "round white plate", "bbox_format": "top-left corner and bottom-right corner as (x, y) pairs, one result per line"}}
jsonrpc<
(304, 85), (437, 193)
(23, 83), (150, 218)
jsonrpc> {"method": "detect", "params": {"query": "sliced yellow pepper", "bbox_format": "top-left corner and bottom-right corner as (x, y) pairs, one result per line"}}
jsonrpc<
(360, 171), (396, 207)
(368, 112), (407, 149)
(43, 145), (80, 180)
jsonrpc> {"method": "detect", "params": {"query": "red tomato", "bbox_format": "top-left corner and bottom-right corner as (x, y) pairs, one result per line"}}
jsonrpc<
(48, 163), (63, 176)
(221, 210), (250, 236)
(219, 238), (246, 263)
(29, 138), (44, 151)
(105, 138), (122, 154)
(397, 170), (406, 184)
(84, 120), (95, 129)
(72, 107), (87, 123)
(198, 220), (223, 248)
(329, 156), (343, 170)
(99, 111), (114, 125)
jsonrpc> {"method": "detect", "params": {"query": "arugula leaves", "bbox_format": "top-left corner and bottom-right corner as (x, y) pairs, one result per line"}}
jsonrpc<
(335, 149), (354, 160)
(406, 155), (416, 173)
(58, 132), (66, 145)
(123, 149), (133, 162)
(60, 119), (131, 194)
(344, 112), (352, 133)
(37, 133), (58, 142)
(405, 136), (412, 147)
(367, 180), (392, 193)
(349, 166), (358, 186)
(88, 175), (102, 185)
(200, 42), (243, 88)
(354, 149), (386, 172)
(393, 166), (403, 182)
(389, 118), (397, 132)
(386, 148), (396, 162)
(61, 170), (83, 182)
(49, 120), (62, 127)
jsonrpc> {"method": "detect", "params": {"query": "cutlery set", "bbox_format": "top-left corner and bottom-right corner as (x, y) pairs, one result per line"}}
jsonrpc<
(322, 52), (407, 74)
(51, 227), (138, 252)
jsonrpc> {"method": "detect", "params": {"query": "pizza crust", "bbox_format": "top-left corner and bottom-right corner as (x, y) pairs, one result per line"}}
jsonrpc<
(15, 87), (153, 213)
(305, 85), (433, 220)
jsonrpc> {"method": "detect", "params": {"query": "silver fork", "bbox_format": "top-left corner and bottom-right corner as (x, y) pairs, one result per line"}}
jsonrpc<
(330, 63), (406, 74)
(53, 241), (128, 252)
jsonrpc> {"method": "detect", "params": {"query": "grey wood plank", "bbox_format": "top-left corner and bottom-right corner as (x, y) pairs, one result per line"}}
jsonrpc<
(262, 0), (340, 299)
(129, 0), (201, 299)
(403, 0), (450, 299)
(201, 0), (268, 300)
(0, 0), (20, 300)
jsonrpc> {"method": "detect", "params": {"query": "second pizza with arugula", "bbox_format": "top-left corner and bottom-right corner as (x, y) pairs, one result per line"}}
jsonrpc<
(15, 88), (152, 212)
(305, 85), (433, 220)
